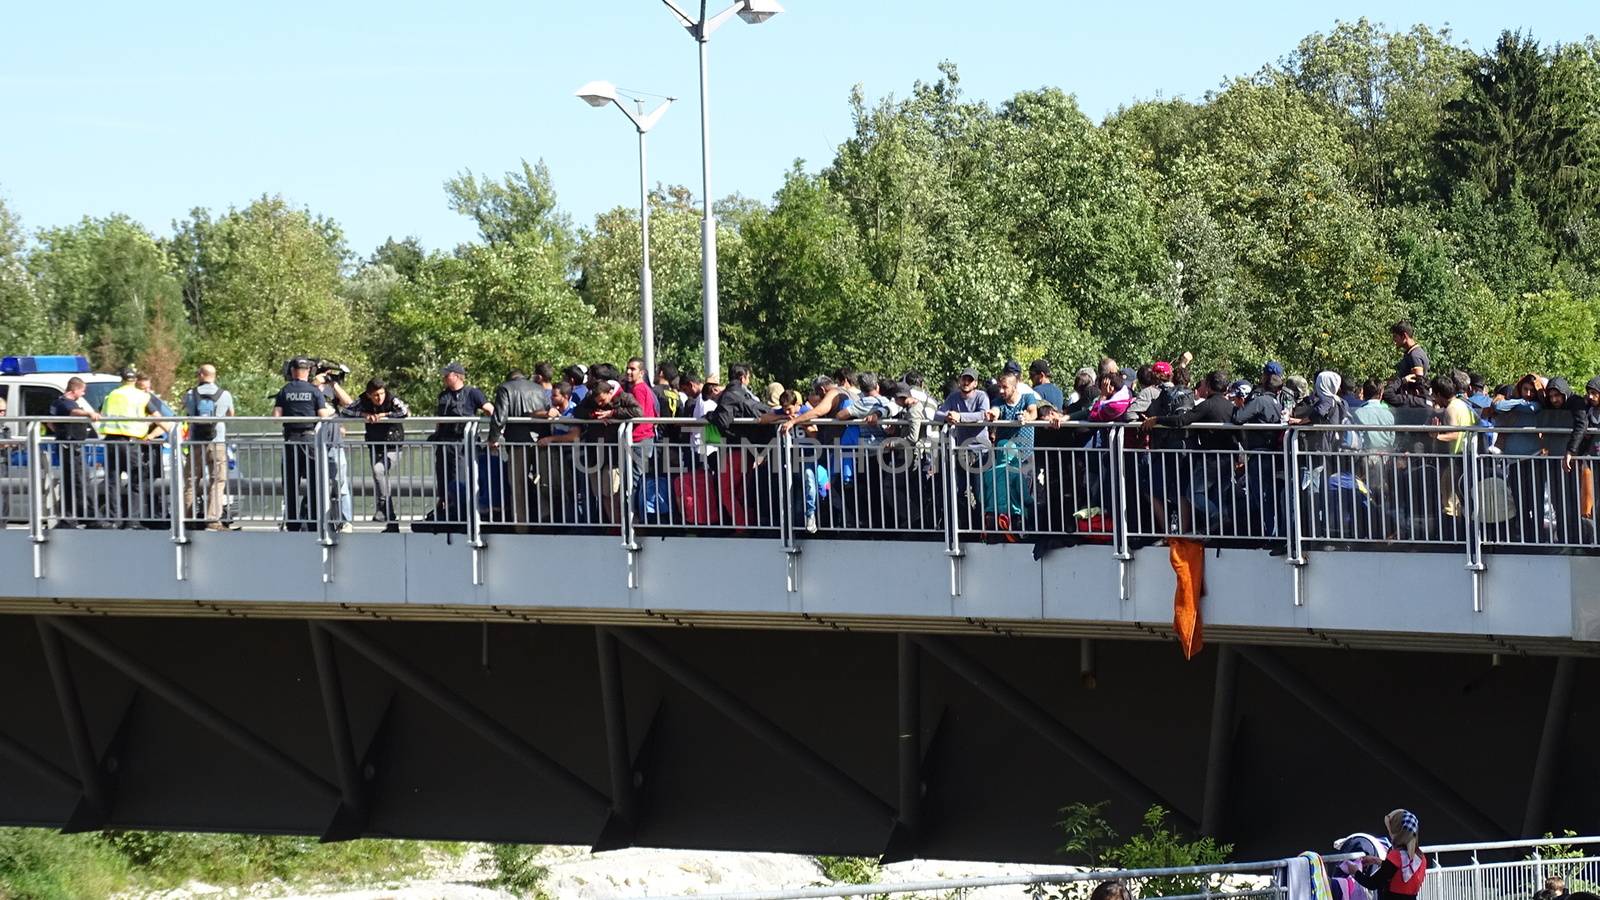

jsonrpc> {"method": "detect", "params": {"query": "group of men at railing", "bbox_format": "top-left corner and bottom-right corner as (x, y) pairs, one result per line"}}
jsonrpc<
(11, 317), (1600, 548)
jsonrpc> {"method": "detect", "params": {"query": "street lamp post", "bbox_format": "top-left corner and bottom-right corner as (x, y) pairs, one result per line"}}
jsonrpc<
(660, 0), (784, 380)
(576, 81), (673, 380)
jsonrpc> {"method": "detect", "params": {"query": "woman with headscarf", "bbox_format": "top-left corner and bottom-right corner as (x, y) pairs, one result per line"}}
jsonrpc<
(1354, 809), (1426, 900)
(1290, 371), (1352, 452)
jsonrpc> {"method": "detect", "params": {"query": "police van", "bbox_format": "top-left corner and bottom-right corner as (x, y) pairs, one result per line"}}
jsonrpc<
(0, 355), (121, 425)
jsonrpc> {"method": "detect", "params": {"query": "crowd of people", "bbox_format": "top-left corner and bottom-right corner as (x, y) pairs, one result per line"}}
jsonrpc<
(19, 319), (1600, 544)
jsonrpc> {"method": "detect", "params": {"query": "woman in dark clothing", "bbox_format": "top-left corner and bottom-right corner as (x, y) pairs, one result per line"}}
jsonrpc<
(1354, 809), (1427, 900)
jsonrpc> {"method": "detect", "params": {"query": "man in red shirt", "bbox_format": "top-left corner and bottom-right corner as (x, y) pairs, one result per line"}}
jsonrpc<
(624, 357), (659, 511)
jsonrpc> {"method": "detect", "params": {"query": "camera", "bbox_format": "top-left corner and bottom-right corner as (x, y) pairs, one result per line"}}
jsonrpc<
(282, 357), (350, 383)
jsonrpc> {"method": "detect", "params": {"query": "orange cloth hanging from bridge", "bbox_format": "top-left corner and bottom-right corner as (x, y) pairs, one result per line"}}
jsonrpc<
(1169, 538), (1205, 660)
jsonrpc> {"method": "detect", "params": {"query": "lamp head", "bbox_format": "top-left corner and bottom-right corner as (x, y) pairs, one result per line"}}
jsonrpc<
(737, 0), (784, 24)
(575, 80), (619, 108)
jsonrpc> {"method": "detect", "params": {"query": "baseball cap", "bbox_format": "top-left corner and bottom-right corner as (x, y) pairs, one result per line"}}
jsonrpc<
(1152, 361), (1173, 378)
(1228, 380), (1254, 399)
(1263, 361), (1285, 377)
(959, 367), (980, 381)
(1002, 359), (1023, 376)
(441, 362), (466, 377)
(1029, 359), (1052, 377)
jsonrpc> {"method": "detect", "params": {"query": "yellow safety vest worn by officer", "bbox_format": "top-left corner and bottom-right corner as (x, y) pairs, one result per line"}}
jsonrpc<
(100, 384), (151, 438)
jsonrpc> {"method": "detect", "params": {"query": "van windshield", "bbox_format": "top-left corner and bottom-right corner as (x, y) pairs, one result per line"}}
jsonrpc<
(84, 382), (117, 411)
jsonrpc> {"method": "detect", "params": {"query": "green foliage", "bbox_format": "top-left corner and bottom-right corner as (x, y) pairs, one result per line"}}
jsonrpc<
(0, 828), (131, 900)
(0, 828), (457, 900)
(0, 197), (62, 354)
(1051, 803), (1232, 900)
(446, 159), (575, 258)
(816, 855), (883, 885)
(28, 215), (187, 372)
(171, 196), (360, 381)
(1528, 831), (1599, 893)
(481, 843), (550, 898)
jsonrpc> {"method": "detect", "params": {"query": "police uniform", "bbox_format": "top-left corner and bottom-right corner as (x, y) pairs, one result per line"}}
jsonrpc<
(101, 377), (153, 525)
(431, 378), (487, 519)
(275, 375), (327, 530)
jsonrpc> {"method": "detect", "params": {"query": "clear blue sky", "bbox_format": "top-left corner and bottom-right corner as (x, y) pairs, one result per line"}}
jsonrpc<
(1, 1), (1593, 258)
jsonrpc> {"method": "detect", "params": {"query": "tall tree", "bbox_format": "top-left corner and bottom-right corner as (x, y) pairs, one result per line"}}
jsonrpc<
(1436, 31), (1600, 249)
(445, 159), (575, 258)
(29, 215), (186, 371)
(0, 196), (57, 352)
(177, 197), (359, 380)
(1286, 19), (1470, 204)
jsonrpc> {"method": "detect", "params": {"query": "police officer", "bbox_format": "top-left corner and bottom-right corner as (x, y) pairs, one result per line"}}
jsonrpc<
(100, 366), (157, 527)
(429, 362), (492, 522)
(272, 358), (331, 531)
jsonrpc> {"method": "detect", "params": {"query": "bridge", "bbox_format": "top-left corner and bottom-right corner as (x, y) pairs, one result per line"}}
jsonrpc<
(1, 416), (1596, 861)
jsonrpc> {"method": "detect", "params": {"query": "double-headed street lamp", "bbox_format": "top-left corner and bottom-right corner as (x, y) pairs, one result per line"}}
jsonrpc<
(660, 0), (784, 380)
(576, 81), (674, 380)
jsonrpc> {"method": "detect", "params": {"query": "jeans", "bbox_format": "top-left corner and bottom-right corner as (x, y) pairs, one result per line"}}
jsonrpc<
(369, 446), (403, 521)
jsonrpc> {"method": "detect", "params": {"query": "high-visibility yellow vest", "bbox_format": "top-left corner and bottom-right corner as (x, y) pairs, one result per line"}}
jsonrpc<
(99, 384), (150, 438)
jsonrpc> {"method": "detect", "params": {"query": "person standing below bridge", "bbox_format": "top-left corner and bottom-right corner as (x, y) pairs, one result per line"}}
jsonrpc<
(273, 358), (331, 531)
(1354, 809), (1426, 900)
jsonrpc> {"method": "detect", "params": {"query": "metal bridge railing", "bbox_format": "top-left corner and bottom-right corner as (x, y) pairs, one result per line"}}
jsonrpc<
(624, 834), (1600, 900)
(8, 415), (1600, 587)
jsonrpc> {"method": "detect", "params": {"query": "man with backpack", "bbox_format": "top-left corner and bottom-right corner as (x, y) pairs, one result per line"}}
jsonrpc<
(181, 364), (235, 531)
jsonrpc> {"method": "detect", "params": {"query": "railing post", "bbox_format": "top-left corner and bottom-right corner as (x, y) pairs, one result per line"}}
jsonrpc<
(169, 420), (188, 582)
(1463, 431), (1486, 613)
(942, 432), (962, 598)
(26, 423), (46, 579)
(313, 419), (335, 584)
(1109, 426), (1132, 604)
(618, 421), (639, 590)
(779, 426), (799, 593)
(465, 421), (485, 586)
(1285, 428), (1307, 607)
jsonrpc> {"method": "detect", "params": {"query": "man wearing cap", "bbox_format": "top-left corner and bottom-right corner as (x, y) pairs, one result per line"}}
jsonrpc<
(937, 368), (993, 447)
(273, 358), (332, 530)
(430, 362), (493, 522)
(100, 366), (158, 526)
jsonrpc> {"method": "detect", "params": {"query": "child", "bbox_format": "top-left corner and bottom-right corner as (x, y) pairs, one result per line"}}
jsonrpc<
(1354, 809), (1426, 900)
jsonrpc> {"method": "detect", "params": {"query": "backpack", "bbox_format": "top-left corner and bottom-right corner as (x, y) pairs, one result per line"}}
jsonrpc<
(187, 384), (223, 441)
(1157, 384), (1195, 418)
(652, 384), (682, 442)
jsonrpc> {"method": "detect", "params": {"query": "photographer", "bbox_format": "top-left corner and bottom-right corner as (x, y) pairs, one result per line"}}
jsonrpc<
(311, 360), (355, 528)
(340, 377), (410, 532)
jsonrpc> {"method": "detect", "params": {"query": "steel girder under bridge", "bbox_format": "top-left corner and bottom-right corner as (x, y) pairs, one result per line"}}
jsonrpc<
(0, 613), (1594, 861)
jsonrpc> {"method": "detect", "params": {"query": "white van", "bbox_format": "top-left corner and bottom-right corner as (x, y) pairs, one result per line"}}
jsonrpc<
(0, 355), (121, 425)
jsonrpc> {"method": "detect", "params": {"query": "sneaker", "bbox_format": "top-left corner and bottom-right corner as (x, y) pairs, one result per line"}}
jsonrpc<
(204, 523), (228, 532)
(805, 512), (818, 534)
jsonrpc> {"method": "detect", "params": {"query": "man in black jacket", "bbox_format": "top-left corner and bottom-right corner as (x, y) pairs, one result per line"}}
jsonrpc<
(1142, 370), (1235, 533)
(490, 369), (550, 528)
(341, 378), (409, 530)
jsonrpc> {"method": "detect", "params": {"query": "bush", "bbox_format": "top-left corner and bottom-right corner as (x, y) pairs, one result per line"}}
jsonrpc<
(0, 828), (130, 900)
(482, 843), (550, 898)
(817, 855), (883, 884)
(1051, 803), (1233, 899)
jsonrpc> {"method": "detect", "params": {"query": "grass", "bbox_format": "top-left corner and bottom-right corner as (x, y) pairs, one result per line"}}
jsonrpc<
(0, 827), (465, 900)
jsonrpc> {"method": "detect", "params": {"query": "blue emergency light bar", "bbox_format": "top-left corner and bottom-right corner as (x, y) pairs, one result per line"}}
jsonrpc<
(0, 355), (92, 375)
